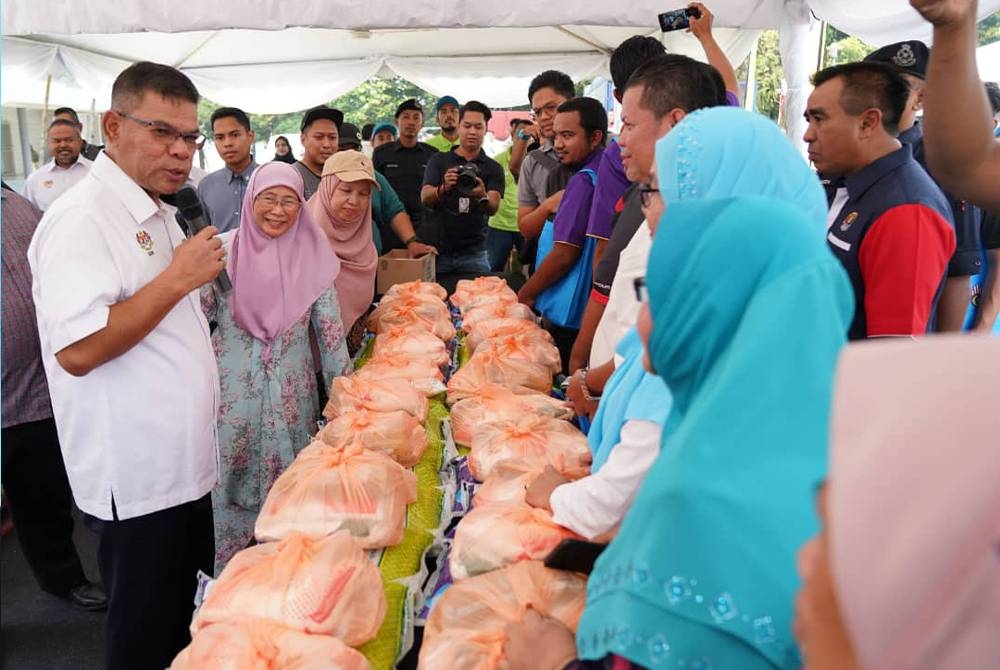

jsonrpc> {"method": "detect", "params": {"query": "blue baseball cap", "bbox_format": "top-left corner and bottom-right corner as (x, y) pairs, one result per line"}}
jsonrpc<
(371, 122), (398, 138)
(435, 95), (459, 111)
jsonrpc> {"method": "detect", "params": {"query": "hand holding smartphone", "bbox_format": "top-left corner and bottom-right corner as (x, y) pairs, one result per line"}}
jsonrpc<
(658, 6), (702, 32)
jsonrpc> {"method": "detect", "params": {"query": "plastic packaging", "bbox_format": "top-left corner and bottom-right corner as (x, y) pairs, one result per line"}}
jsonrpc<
(372, 327), (450, 368)
(466, 318), (553, 354)
(447, 349), (552, 405)
(355, 354), (447, 397)
(451, 276), (511, 310)
(419, 560), (586, 670)
(450, 385), (571, 447)
(383, 280), (448, 303)
(325, 376), (429, 421)
(367, 294), (455, 341)
(461, 302), (536, 335)
(468, 414), (591, 481)
(472, 460), (543, 508)
(192, 531), (386, 646)
(318, 409), (428, 467)
(473, 334), (562, 375)
(255, 442), (418, 549)
(171, 617), (373, 670)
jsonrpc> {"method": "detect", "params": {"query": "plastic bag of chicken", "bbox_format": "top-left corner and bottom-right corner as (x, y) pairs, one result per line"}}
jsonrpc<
(325, 376), (428, 422)
(191, 531), (386, 646)
(255, 442), (417, 549)
(446, 349), (552, 405)
(465, 318), (553, 354)
(468, 414), (591, 481)
(450, 385), (571, 447)
(371, 327), (450, 368)
(367, 294), (455, 341)
(450, 276), (511, 310)
(460, 301), (536, 335)
(383, 279), (447, 303)
(318, 409), (428, 467)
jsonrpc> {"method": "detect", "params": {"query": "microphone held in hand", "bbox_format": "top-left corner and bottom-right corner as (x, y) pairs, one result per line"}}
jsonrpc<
(174, 187), (232, 294)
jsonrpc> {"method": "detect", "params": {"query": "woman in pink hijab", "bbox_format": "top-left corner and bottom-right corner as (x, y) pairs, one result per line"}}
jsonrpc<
(307, 150), (379, 352)
(794, 335), (1000, 669)
(202, 161), (352, 572)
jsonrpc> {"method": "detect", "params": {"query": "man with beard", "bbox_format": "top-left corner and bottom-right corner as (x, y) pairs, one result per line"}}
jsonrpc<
(23, 120), (92, 211)
(425, 95), (461, 152)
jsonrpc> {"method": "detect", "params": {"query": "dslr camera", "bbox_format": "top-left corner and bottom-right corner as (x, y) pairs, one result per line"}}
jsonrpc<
(455, 163), (480, 195)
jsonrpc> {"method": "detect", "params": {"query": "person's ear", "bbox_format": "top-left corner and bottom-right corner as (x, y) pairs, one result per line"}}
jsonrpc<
(102, 110), (122, 144)
(859, 108), (883, 136)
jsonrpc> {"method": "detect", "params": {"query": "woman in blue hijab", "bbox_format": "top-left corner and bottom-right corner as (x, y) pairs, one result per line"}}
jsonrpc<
(504, 108), (853, 670)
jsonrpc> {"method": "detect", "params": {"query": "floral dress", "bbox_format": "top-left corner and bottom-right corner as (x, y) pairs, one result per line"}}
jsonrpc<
(202, 284), (351, 572)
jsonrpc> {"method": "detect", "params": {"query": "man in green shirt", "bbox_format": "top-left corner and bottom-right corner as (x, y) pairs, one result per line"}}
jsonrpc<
(425, 95), (461, 151)
(487, 119), (530, 271)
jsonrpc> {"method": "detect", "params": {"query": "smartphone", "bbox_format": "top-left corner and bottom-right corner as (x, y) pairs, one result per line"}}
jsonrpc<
(658, 7), (701, 32)
(543, 538), (607, 574)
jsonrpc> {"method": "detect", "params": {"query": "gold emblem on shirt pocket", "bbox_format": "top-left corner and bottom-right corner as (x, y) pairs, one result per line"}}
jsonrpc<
(136, 230), (155, 256)
(840, 211), (859, 232)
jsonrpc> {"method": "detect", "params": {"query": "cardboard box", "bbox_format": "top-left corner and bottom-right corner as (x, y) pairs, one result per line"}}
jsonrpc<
(376, 250), (436, 295)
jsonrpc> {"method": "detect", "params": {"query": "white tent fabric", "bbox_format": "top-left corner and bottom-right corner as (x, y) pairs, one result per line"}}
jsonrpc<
(780, 0), (824, 148)
(979, 40), (1000, 82)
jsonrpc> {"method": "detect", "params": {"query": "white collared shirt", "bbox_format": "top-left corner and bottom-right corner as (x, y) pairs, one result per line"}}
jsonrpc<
(28, 152), (219, 521)
(22, 156), (93, 211)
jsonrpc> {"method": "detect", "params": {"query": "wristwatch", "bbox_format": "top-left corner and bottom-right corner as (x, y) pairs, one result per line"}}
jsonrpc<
(577, 368), (601, 402)
(403, 235), (419, 246)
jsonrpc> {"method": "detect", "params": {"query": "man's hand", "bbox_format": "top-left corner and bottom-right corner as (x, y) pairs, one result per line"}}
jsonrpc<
(441, 168), (459, 193)
(470, 176), (487, 199)
(514, 122), (541, 145)
(503, 609), (577, 670)
(517, 286), (536, 309)
(165, 226), (224, 293)
(910, 0), (977, 27)
(543, 189), (565, 218)
(687, 2), (715, 40)
(406, 241), (437, 258)
(566, 372), (598, 419)
(525, 465), (569, 511)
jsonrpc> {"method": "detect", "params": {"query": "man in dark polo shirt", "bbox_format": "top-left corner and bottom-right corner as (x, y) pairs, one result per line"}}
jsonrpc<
(804, 61), (955, 340)
(864, 40), (984, 331)
(293, 105), (343, 200)
(420, 100), (504, 277)
(373, 98), (438, 250)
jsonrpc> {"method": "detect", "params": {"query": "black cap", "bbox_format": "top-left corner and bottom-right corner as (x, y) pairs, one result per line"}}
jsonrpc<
(864, 41), (930, 79)
(300, 106), (344, 132)
(338, 122), (363, 149)
(395, 98), (423, 118)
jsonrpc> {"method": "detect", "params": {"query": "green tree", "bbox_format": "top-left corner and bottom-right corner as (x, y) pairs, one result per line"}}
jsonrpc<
(825, 35), (875, 66)
(979, 11), (1000, 46)
(753, 30), (783, 121)
(330, 77), (435, 127)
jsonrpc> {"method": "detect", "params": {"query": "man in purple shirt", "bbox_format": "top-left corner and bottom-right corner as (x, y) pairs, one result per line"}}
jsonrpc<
(1, 185), (106, 611)
(517, 98), (609, 371)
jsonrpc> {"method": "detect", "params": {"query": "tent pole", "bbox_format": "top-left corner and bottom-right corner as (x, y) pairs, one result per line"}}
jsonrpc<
(41, 74), (52, 163)
(16, 107), (34, 175)
(744, 38), (759, 111)
(817, 20), (828, 70)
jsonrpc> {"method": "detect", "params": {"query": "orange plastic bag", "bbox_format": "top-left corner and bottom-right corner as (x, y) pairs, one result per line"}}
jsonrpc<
(472, 460), (543, 508)
(372, 327), (450, 367)
(473, 334), (562, 375)
(255, 442), (417, 548)
(324, 376), (428, 421)
(171, 617), (372, 670)
(192, 531), (386, 646)
(447, 349), (552, 405)
(450, 385), (572, 447)
(468, 414), (591, 481)
(466, 318), (553, 354)
(318, 409), (428, 467)
(451, 276), (511, 309)
(355, 353), (446, 397)
(461, 301), (536, 335)
(458, 290), (518, 316)
(367, 294), (455, 341)
(383, 279), (447, 302)
(450, 502), (582, 580)
(420, 561), (586, 670)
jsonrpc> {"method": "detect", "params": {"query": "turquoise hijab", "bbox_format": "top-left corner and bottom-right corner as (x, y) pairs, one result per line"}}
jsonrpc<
(588, 328), (673, 471)
(657, 106), (828, 230)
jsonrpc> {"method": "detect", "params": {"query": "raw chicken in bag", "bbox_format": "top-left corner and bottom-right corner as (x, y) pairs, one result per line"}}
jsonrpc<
(318, 409), (428, 467)
(325, 376), (428, 421)
(468, 414), (590, 481)
(450, 384), (571, 447)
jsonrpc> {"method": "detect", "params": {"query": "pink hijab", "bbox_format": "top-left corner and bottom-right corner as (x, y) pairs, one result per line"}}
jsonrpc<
(829, 335), (1000, 669)
(306, 169), (377, 332)
(229, 162), (341, 343)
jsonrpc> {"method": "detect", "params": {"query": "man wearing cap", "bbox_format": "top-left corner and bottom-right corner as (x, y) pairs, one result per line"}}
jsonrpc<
(340, 123), (435, 258)
(864, 40), (984, 331)
(197, 106), (257, 233)
(371, 122), (397, 150)
(373, 99), (438, 251)
(294, 105), (343, 200)
(425, 95), (461, 152)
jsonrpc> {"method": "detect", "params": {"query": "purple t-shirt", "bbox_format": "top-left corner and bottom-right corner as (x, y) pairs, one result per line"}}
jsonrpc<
(554, 149), (605, 247)
(584, 141), (630, 241)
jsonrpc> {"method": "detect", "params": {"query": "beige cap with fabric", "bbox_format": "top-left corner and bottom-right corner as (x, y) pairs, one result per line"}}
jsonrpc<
(321, 150), (381, 189)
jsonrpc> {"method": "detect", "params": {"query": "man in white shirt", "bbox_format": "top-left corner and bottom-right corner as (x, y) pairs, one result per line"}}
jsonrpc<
(22, 119), (92, 211)
(28, 61), (223, 670)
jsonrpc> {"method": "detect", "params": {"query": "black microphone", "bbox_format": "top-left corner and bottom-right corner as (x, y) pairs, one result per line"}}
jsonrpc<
(174, 186), (232, 294)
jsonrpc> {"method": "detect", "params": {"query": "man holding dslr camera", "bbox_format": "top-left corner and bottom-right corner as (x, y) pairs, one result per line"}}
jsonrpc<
(420, 100), (504, 276)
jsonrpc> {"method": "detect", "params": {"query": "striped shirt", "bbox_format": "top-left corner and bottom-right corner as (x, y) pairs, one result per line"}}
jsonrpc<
(1, 189), (53, 427)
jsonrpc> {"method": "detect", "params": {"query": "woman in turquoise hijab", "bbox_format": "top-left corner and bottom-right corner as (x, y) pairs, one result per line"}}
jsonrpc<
(504, 108), (853, 670)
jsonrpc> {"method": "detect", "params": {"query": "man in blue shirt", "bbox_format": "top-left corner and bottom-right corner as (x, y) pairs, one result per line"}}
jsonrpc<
(197, 107), (257, 233)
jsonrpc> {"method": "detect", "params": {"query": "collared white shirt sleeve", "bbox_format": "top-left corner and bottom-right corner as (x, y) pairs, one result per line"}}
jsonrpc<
(590, 220), (651, 367)
(549, 419), (662, 540)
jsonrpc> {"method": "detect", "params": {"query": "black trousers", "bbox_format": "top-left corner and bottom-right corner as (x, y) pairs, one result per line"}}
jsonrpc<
(1, 417), (87, 595)
(546, 322), (580, 376)
(86, 493), (214, 670)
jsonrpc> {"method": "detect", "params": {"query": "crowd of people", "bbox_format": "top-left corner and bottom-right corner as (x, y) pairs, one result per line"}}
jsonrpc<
(2, 0), (999, 669)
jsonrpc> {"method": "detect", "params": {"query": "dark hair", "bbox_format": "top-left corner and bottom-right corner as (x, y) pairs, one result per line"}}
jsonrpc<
(527, 70), (575, 104)
(811, 62), (909, 135)
(111, 61), (199, 113)
(210, 106), (251, 133)
(986, 81), (1000, 116)
(52, 107), (80, 124)
(48, 119), (81, 134)
(555, 97), (608, 147)
(275, 135), (290, 146)
(610, 35), (667, 92)
(459, 100), (492, 123)
(361, 123), (374, 140)
(625, 54), (727, 118)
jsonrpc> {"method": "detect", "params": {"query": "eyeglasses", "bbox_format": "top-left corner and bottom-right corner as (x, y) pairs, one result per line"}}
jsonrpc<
(531, 101), (561, 118)
(633, 277), (648, 303)
(639, 184), (660, 208)
(255, 194), (301, 211)
(115, 111), (205, 149)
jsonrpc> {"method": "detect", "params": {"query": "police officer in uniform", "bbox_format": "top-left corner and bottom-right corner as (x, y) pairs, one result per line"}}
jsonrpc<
(804, 61), (956, 340)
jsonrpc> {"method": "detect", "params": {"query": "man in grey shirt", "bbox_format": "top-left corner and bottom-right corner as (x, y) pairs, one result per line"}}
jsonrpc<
(197, 107), (257, 232)
(293, 105), (343, 200)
